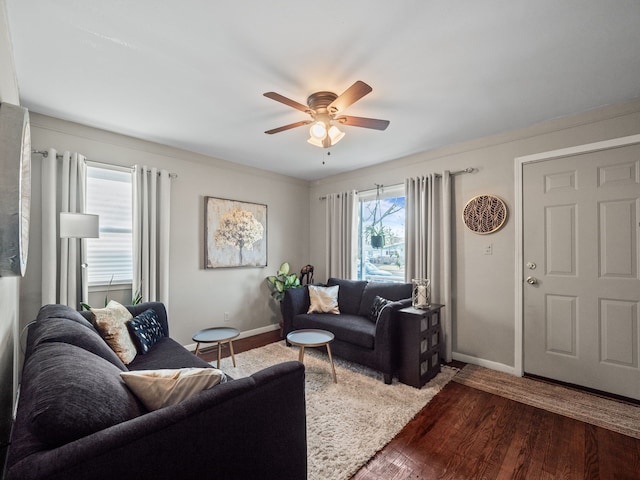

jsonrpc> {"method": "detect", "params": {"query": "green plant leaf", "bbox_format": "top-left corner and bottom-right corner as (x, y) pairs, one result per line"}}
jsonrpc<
(278, 262), (290, 276)
(265, 261), (302, 302)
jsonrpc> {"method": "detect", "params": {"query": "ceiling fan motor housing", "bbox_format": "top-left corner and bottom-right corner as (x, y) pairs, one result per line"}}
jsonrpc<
(306, 91), (338, 112)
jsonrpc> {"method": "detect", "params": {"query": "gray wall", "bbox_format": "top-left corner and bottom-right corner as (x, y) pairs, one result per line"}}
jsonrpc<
(0, 0), (21, 471)
(308, 100), (640, 372)
(21, 113), (311, 346)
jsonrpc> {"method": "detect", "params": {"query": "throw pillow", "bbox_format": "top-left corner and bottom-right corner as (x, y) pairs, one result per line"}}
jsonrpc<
(307, 285), (340, 314)
(91, 300), (137, 364)
(120, 368), (226, 411)
(127, 308), (164, 354)
(370, 295), (392, 323)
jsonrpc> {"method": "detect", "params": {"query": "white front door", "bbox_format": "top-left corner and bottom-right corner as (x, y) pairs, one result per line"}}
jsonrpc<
(522, 141), (640, 400)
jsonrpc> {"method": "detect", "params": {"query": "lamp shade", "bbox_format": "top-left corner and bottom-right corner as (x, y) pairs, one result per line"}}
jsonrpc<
(328, 125), (345, 145)
(59, 213), (99, 238)
(309, 121), (327, 140)
(307, 136), (324, 147)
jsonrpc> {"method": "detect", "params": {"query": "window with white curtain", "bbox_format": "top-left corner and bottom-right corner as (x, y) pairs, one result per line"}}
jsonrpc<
(85, 165), (133, 286)
(356, 184), (406, 283)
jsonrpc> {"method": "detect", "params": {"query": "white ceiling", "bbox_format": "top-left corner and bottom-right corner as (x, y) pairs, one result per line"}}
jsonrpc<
(5, 1), (640, 181)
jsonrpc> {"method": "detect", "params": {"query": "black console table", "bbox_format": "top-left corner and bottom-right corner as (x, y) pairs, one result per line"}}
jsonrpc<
(396, 304), (443, 388)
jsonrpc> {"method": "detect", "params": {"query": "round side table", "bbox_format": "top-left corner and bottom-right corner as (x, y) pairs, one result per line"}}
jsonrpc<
(286, 329), (337, 383)
(192, 327), (240, 368)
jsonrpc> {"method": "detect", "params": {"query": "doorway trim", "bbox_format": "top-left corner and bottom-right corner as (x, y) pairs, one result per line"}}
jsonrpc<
(513, 133), (640, 376)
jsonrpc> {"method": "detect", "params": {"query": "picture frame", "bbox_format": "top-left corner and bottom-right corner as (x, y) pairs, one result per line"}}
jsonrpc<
(204, 196), (267, 268)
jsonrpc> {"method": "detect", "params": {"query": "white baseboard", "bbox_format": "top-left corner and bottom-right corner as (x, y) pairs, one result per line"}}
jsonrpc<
(183, 323), (280, 352)
(452, 352), (518, 376)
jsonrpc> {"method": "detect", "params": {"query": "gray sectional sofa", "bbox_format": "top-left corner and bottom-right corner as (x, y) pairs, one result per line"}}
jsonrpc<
(6, 302), (307, 480)
(282, 278), (412, 383)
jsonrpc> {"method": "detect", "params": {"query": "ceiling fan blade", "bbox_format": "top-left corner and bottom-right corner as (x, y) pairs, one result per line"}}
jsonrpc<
(265, 120), (311, 135)
(328, 81), (372, 114)
(263, 92), (311, 113)
(336, 116), (390, 130)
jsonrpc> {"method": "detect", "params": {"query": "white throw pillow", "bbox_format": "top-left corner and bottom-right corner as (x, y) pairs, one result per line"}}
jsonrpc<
(307, 285), (340, 314)
(91, 300), (137, 364)
(120, 368), (226, 411)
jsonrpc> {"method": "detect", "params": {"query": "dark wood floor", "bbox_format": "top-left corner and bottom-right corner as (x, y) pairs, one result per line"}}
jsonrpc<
(198, 332), (640, 480)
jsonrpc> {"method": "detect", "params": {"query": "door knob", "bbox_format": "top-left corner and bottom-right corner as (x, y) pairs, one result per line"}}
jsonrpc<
(526, 276), (538, 285)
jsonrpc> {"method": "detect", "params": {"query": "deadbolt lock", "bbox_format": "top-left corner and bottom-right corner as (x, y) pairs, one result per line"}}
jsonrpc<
(526, 262), (536, 270)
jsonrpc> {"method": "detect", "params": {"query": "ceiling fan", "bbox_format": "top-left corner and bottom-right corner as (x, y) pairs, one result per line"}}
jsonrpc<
(263, 80), (390, 148)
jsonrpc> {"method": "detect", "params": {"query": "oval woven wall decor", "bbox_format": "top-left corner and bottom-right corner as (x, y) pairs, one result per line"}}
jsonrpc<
(462, 194), (508, 234)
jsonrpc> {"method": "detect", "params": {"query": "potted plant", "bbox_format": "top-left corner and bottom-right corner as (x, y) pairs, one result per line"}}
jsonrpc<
(266, 261), (301, 302)
(365, 224), (392, 249)
(364, 184), (400, 249)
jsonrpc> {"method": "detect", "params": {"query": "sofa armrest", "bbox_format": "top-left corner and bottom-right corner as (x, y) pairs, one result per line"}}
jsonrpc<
(373, 298), (412, 372)
(282, 286), (310, 336)
(6, 362), (307, 480)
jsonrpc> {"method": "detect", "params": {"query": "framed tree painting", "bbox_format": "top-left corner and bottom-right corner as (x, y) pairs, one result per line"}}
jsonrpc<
(205, 196), (267, 268)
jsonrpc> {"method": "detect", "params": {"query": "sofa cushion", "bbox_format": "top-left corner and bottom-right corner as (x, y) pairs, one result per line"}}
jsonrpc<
(327, 278), (367, 315)
(37, 303), (97, 329)
(120, 368), (226, 411)
(23, 342), (145, 447)
(91, 300), (138, 364)
(307, 285), (340, 314)
(292, 313), (375, 349)
(127, 337), (214, 370)
(358, 282), (412, 317)
(28, 316), (127, 370)
(127, 308), (165, 354)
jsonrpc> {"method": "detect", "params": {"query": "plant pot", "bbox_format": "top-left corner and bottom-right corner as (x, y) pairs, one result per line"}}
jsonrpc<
(371, 235), (384, 249)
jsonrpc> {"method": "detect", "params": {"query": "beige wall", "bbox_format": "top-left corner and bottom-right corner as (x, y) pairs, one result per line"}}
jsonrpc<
(23, 100), (640, 368)
(22, 114), (311, 346)
(308, 100), (640, 371)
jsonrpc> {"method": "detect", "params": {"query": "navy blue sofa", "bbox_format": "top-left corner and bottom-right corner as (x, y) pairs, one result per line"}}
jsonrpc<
(6, 302), (307, 480)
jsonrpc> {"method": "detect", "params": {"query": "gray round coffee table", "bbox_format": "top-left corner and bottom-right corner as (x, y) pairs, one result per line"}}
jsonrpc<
(286, 329), (337, 383)
(192, 327), (240, 368)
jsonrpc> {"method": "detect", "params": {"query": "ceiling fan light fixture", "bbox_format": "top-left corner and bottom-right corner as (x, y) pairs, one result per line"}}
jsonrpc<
(307, 136), (324, 147)
(328, 125), (345, 145)
(309, 121), (327, 140)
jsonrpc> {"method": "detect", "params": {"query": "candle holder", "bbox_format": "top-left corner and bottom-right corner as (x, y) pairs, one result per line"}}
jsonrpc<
(412, 278), (431, 309)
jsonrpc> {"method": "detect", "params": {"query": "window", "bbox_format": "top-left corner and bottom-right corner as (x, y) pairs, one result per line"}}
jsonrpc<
(85, 165), (133, 286)
(356, 185), (405, 283)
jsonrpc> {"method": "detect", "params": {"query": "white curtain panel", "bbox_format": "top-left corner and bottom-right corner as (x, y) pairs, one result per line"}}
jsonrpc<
(405, 172), (452, 362)
(41, 149), (89, 308)
(324, 190), (358, 280)
(133, 165), (171, 306)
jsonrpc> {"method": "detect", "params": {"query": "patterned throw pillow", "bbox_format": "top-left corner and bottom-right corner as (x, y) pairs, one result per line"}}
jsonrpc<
(127, 308), (165, 354)
(369, 296), (391, 323)
(91, 300), (137, 364)
(307, 285), (340, 314)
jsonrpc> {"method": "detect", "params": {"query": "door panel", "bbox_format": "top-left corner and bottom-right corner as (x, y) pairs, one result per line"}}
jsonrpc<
(523, 144), (640, 400)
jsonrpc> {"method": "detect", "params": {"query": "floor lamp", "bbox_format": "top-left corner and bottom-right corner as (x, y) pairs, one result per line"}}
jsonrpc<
(59, 212), (99, 306)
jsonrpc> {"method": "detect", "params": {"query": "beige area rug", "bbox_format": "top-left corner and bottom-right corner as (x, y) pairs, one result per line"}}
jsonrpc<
(218, 341), (457, 480)
(453, 364), (640, 439)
